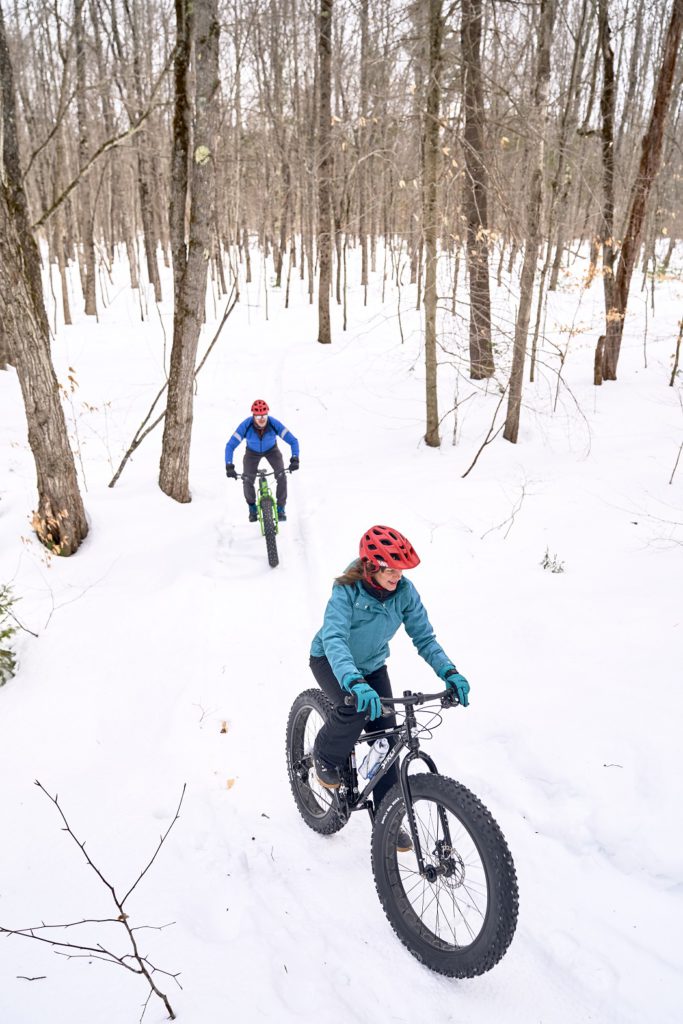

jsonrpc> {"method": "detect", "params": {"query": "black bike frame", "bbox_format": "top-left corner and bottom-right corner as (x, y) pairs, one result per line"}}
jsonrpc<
(339, 690), (458, 879)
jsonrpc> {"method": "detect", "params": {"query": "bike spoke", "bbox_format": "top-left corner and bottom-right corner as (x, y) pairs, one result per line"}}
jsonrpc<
(392, 794), (489, 949)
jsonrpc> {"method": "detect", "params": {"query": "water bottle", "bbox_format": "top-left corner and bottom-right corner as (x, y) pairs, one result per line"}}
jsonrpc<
(359, 737), (390, 780)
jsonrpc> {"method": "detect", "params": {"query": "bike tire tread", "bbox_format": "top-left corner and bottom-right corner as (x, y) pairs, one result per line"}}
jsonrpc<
(261, 497), (279, 568)
(286, 689), (347, 836)
(372, 773), (518, 977)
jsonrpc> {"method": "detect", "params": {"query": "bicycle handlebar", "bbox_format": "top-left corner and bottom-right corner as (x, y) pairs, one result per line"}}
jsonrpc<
(231, 469), (292, 480)
(343, 688), (460, 713)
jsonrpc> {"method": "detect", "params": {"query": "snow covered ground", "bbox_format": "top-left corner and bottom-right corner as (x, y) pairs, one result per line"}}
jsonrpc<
(1, 245), (681, 1023)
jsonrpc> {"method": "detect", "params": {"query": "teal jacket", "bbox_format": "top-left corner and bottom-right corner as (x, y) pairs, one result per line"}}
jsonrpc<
(310, 575), (452, 689)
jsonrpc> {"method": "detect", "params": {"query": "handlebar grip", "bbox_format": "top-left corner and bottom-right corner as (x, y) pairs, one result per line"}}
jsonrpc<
(343, 694), (392, 718)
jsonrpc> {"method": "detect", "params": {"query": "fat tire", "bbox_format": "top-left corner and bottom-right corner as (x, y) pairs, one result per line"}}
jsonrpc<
(261, 497), (279, 568)
(285, 689), (347, 835)
(371, 773), (518, 977)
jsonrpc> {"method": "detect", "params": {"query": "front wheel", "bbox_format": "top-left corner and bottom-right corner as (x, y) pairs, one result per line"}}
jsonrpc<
(285, 689), (347, 835)
(371, 773), (518, 977)
(260, 497), (279, 568)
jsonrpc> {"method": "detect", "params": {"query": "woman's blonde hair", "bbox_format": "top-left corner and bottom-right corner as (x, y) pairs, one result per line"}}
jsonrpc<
(334, 557), (377, 587)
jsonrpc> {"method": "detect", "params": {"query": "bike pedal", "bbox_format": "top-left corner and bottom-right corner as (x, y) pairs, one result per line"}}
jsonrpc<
(315, 774), (340, 791)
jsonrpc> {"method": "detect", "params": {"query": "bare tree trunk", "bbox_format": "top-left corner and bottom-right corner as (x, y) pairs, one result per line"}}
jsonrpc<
(596, 0), (620, 385)
(119, 0), (163, 305)
(423, 0), (444, 447)
(168, 0), (191, 317)
(358, 0), (369, 303)
(0, 320), (9, 369)
(548, 0), (591, 291)
(54, 132), (73, 326)
(276, 157), (291, 288)
(242, 221), (252, 283)
(56, 228), (73, 326)
(504, 0), (555, 444)
(461, 0), (494, 379)
(317, 0), (333, 344)
(91, 0), (139, 293)
(0, 7), (88, 553)
(670, 317), (682, 386)
(74, 0), (98, 317)
(159, 0), (220, 502)
(0, 208), (89, 553)
(603, 0), (683, 379)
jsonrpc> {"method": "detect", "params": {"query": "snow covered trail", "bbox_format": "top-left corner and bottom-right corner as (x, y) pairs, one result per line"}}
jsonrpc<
(1, 255), (682, 1023)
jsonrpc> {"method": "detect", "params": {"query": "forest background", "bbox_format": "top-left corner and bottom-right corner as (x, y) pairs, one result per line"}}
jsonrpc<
(1, 0), (682, 550)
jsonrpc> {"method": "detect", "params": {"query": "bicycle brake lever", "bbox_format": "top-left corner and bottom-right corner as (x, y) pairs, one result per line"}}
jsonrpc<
(441, 691), (460, 708)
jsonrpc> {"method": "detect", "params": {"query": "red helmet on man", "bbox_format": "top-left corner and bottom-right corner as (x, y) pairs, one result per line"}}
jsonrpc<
(251, 399), (269, 416)
(359, 525), (420, 572)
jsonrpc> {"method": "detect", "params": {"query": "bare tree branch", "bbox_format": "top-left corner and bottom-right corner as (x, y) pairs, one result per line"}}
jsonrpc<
(0, 781), (185, 1020)
(109, 285), (238, 487)
(31, 48), (175, 231)
(122, 785), (186, 906)
(461, 387), (508, 478)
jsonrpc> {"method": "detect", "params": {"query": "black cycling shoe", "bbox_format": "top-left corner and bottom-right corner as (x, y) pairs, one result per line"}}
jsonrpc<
(277, 505), (287, 522)
(248, 504), (258, 522)
(313, 753), (340, 790)
(397, 827), (414, 854)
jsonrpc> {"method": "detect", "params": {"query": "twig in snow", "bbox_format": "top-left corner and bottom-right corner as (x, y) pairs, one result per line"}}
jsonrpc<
(481, 484), (528, 540)
(670, 441), (683, 485)
(0, 782), (186, 1020)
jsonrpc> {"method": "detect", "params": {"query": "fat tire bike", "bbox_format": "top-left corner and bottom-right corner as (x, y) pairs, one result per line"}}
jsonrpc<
(233, 468), (289, 568)
(285, 685), (519, 977)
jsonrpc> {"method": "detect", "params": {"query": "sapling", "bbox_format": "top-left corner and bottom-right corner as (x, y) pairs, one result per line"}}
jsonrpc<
(540, 548), (565, 573)
(0, 583), (18, 685)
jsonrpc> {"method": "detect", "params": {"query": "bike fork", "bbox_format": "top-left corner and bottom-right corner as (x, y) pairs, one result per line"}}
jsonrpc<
(399, 751), (452, 878)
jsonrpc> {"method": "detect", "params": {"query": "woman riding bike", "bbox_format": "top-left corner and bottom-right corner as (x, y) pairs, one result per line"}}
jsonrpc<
(309, 524), (470, 850)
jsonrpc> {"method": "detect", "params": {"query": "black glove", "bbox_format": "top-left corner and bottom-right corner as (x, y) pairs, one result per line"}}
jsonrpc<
(225, 463), (237, 479)
(289, 456), (300, 472)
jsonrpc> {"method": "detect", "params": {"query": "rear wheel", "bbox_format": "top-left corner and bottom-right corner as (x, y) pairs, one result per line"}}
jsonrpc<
(261, 497), (279, 568)
(371, 773), (518, 977)
(286, 689), (347, 835)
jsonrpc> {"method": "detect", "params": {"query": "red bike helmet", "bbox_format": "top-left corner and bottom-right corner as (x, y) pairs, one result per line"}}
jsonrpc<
(359, 525), (420, 572)
(251, 399), (269, 416)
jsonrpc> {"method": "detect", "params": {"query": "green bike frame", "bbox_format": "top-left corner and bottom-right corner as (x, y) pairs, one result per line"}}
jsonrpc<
(256, 472), (279, 534)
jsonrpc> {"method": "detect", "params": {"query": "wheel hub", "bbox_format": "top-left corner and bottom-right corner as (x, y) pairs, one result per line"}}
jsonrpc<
(422, 842), (466, 886)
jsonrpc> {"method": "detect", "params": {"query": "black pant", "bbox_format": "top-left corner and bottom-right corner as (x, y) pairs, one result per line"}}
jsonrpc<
(242, 446), (287, 506)
(310, 654), (399, 810)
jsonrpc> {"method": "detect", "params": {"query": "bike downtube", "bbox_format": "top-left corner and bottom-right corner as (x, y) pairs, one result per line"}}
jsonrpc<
(354, 736), (404, 809)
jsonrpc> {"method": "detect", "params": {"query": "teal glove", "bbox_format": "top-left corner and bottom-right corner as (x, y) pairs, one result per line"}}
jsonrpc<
(350, 681), (382, 721)
(440, 665), (470, 707)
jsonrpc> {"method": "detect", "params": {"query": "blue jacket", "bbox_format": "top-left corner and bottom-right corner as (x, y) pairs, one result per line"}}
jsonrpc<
(310, 574), (453, 688)
(225, 416), (299, 463)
